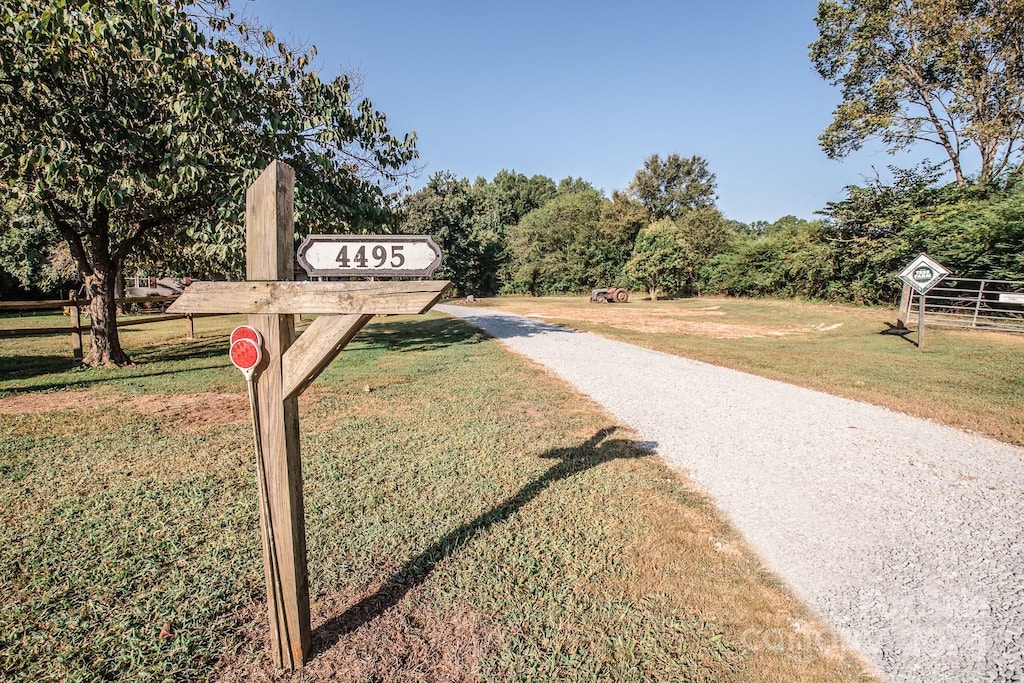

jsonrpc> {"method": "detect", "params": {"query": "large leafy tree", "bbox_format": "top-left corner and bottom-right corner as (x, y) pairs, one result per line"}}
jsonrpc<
(628, 153), (717, 219)
(622, 220), (694, 301)
(811, 0), (1024, 185)
(473, 170), (557, 229)
(0, 0), (417, 365)
(505, 190), (605, 295)
(400, 172), (503, 297)
(623, 207), (729, 300)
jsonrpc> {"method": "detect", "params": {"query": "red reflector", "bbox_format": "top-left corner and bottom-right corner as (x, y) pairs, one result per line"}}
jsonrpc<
(230, 338), (261, 371)
(231, 325), (263, 347)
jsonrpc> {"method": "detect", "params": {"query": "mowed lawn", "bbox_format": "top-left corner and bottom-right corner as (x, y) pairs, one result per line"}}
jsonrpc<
(0, 312), (875, 681)
(471, 295), (1024, 448)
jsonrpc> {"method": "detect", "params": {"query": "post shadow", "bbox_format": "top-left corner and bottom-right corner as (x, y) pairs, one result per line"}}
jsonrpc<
(879, 322), (918, 346)
(310, 426), (654, 657)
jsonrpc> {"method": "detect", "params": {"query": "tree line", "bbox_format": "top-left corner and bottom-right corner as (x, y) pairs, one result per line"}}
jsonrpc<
(399, 158), (1024, 305)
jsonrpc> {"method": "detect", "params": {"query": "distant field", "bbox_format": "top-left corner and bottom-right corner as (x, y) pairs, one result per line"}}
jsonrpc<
(468, 295), (1024, 447)
(0, 314), (875, 681)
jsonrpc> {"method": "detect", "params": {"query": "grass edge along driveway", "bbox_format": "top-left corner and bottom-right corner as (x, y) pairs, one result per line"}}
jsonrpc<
(0, 313), (876, 681)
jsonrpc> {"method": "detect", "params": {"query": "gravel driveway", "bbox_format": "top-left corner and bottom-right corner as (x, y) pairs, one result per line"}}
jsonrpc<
(437, 304), (1024, 683)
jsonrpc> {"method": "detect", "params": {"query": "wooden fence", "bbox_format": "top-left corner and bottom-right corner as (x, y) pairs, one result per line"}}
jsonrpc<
(0, 294), (226, 359)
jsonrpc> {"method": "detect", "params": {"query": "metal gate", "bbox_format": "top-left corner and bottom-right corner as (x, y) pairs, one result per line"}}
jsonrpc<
(902, 278), (1024, 333)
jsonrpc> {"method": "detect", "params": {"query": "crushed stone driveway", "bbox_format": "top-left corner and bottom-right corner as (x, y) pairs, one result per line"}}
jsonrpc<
(437, 304), (1024, 683)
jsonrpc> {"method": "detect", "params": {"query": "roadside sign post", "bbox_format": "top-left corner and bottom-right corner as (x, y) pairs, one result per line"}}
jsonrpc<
(168, 161), (448, 669)
(898, 254), (950, 349)
(297, 234), (442, 278)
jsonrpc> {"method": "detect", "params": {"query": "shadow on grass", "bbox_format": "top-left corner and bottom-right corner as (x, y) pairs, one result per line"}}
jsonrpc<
(879, 322), (919, 346)
(0, 355), (82, 382)
(0, 343), (233, 399)
(310, 427), (654, 658)
(0, 317), (481, 393)
(356, 315), (491, 353)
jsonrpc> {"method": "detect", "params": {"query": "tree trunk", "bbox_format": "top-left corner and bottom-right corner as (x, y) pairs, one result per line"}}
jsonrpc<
(84, 269), (132, 366)
(649, 286), (659, 301)
(114, 268), (126, 316)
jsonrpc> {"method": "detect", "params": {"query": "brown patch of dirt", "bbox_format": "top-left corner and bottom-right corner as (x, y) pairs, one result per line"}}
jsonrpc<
(0, 390), (248, 428)
(127, 392), (249, 427)
(0, 390), (117, 415)
(209, 588), (494, 683)
(526, 305), (805, 339)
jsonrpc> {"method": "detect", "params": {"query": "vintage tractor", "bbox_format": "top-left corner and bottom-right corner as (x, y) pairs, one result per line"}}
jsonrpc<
(590, 287), (629, 303)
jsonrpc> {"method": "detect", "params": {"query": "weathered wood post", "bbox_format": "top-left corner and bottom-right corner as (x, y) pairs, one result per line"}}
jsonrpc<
(245, 161), (310, 668)
(918, 292), (926, 349)
(69, 291), (82, 360)
(185, 313), (195, 340)
(167, 160), (449, 670)
(896, 283), (912, 330)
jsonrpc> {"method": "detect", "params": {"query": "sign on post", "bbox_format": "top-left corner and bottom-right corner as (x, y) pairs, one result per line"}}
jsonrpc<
(898, 254), (949, 294)
(297, 234), (442, 278)
(168, 162), (451, 670)
(898, 254), (949, 349)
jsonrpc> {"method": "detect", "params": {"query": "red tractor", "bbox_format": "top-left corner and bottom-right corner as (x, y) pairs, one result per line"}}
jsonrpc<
(590, 287), (629, 303)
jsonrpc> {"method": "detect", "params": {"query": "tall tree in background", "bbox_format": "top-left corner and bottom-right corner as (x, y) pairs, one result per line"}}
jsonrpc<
(628, 153), (717, 219)
(622, 220), (694, 301)
(623, 207), (729, 299)
(475, 170), (557, 228)
(811, 0), (1024, 185)
(400, 172), (503, 297)
(0, 0), (417, 365)
(505, 190), (605, 294)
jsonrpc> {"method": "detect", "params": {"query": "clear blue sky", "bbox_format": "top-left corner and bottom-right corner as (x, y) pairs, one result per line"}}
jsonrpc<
(245, 0), (932, 224)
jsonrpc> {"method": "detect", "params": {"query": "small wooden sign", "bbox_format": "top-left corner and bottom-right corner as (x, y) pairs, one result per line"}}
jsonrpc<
(168, 162), (451, 669)
(296, 234), (442, 278)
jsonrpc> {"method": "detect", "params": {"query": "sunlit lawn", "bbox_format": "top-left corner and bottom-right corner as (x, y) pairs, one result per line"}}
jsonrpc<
(0, 313), (875, 681)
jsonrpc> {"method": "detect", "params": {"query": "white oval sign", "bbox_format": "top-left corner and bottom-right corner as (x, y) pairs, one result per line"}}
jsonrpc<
(297, 235), (442, 278)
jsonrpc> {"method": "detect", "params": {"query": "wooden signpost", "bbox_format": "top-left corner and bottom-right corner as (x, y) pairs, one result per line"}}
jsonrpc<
(168, 161), (449, 669)
(898, 254), (949, 349)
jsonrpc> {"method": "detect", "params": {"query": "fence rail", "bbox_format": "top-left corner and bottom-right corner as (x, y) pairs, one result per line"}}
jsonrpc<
(0, 294), (227, 358)
(903, 277), (1024, 334)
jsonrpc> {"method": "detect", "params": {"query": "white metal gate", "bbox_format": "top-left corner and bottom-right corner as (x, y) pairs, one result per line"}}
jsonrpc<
(902, 278), (1024, 333)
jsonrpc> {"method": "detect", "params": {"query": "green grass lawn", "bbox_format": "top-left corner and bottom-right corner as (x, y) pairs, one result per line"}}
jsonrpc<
(0, 314), (874, 681)
(472, 295), (1024, 447)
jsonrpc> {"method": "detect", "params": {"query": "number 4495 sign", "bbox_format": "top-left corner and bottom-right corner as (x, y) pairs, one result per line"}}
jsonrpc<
(296, 235), (443, 278)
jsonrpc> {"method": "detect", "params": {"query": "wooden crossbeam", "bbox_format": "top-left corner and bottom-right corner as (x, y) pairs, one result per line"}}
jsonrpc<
(166, 280), (449, 315)
(281, 314), (373, 400)
(172, 161), (449, 670)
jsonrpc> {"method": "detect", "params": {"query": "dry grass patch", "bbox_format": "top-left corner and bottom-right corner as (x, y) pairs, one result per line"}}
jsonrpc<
(1, 312), (878, 681)
(210, 594), (494, 683)
(0, 389), (116, 414)
(617, 469), (873, 682)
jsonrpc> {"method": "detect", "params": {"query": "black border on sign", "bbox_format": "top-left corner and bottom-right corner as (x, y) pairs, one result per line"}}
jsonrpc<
(296, 234), (443, 278)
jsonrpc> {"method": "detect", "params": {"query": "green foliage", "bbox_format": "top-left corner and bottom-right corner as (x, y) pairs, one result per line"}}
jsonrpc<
(472, 169), (557, 229)
(622, 220), (692, 300)
(400, 172), (508, 297)
(628, 153), (717, 219)
(816, 169), (1024, 302)
(506, 190), (605, 295)
(811, 0), (1024, 184)
(0, 0), (416, 363)
(700, 174), (1024, 305)
(623, 208), (729, 300)
(704, 216), (837, 299)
